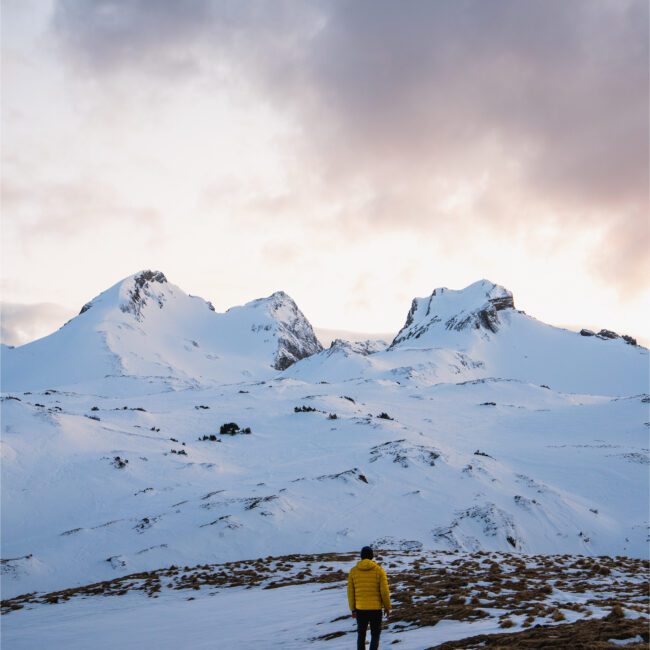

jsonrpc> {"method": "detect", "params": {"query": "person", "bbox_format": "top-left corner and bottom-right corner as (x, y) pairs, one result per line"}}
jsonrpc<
(347, 546), (391, 650)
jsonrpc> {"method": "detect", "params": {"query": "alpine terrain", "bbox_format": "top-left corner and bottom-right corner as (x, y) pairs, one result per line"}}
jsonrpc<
(1, 271), (648, 649)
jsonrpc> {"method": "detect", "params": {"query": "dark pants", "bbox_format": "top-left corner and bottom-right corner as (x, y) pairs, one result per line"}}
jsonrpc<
(356, 609), (382, 650)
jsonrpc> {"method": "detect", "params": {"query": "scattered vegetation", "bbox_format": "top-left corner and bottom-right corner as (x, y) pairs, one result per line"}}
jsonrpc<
(219, 422), (251, 435)
(294, 405), (317, 413)
(1, 549), (648, 650)
(473, 450), (493, 458)
(198, 434), (220, 442)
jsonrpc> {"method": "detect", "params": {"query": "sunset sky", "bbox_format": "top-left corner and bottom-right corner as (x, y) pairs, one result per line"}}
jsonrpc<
(2, 0), (648, 346)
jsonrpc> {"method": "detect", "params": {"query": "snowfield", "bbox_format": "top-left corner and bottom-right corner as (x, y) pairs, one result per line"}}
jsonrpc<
(1, 271), (648, 648)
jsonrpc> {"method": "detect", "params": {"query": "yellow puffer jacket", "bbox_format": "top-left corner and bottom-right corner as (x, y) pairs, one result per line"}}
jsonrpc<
(347, 559), (391, 611)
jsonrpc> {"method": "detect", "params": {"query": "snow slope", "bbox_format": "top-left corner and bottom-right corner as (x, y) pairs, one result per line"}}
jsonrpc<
(1, 274), (648, 604)
(0, 271), (322, 392)
(288, 280), (647, 396)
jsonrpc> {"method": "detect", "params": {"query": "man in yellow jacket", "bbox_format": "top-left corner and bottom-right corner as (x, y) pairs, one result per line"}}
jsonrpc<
(347, 546), (391, 650)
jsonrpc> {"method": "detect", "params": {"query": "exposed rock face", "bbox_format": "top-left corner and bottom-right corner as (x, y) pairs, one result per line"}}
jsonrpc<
(582, 328), (637, 346)
(390, 280), (515, 348)
(250, 291), (322, 370)
(119, 271), (168, 321)
(327, 339), (386, 357)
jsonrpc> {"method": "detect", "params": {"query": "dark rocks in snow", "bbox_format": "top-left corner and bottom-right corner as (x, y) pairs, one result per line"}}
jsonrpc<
(583, 328), (638, 346)
(79, 302), (93, 315)
(120, 270), (168, 320)
(480, 402), (497, 406)
(244, 495), (278, 511)
(316, 468), (368, 484)
(327, 413), (338, 420)
(377, 412), (394, 420)
(60, 527), (83, 536)
(341, 395), (355, 403)
(370, 439), (440, 468)
(85, 414), (100, 421)
(199, 434), (220, 442)
(134, 516), (158, 533)
(219, 422), (251, 435)
(112, 456), (128, 469)
(194, 405), (210, 410)
(170, 449), (187, 456)
(474, 450), (494, 459)
(294, 405), (317, 413)
(90, 406), (99, 411)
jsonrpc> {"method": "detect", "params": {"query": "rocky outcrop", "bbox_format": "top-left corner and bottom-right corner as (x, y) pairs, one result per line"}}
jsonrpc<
(327, 339), (386, 357)
(248, 292), (322, 370)
(119, 271), (168, 321)
(581, 328), (638, 346)
(390, 280), (516, 348)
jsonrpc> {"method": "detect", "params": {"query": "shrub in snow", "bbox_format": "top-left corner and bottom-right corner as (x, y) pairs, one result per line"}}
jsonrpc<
(294, 405), (316, 413)
(219, 422), (251, 435)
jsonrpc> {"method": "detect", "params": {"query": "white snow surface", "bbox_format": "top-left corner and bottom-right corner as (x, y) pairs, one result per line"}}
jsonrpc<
(0, 271), (322, 392)
(1, 273), (648, 605)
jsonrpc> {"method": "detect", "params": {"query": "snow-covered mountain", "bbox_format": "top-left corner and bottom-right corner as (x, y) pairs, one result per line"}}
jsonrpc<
(0, 270), (322, 392)
(1, 275), (648, 602)
(288, 280), (646, 396)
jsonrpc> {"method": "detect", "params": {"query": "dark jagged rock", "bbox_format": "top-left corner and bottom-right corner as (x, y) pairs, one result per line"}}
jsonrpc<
(390, 280), (516, 348)
(247, 291), (322, 370)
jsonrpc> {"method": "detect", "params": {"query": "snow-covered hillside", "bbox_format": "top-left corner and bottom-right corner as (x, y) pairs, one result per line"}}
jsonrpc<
(288, 280), (647, 396)
(1, 274), (648, 605)
(0, 271), (322, 392)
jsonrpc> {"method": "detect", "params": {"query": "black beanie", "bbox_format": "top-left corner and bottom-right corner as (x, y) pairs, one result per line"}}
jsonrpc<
(360, 546), (373, 559)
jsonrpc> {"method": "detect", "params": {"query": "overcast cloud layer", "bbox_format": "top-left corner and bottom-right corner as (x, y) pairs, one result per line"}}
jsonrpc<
(1, 0), (648, 345)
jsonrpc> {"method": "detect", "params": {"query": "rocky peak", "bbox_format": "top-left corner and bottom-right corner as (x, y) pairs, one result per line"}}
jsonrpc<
(239, 291), (323, 370)
(390, 280), (515, 348)
(119, 270), (169, 321)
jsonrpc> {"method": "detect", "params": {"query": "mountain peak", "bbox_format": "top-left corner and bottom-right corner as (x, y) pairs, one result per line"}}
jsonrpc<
(240, 291), (323, 370)
(390, 280), (515, 348)
(78, 270), (170, 319)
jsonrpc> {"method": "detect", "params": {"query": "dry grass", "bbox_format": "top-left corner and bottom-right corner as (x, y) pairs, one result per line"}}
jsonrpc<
(2, 548), (648, 650)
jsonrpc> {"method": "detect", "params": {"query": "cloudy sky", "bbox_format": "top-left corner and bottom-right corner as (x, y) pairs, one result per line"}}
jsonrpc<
(2, 0), (648, 346)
